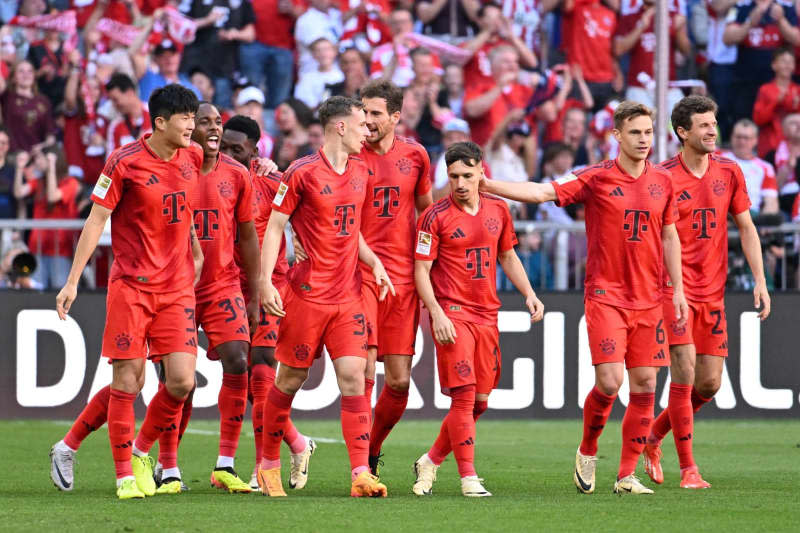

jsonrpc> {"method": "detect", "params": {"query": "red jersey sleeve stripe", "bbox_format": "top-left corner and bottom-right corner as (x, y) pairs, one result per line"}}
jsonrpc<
(420, 198), (452, 231)
(281, 154), (320, 183)
(220, 154), (247, 170)
(105, 145), (143, 176)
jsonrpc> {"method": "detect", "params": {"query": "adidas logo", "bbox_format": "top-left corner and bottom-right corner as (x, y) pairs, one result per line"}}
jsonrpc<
(82, 421), (97, 432)
(266, 331), (277, 340)
(236, 325), (247, 334)
(609, 186), (624, 197)
(631, 436), (647, 444)
(589, 424), (605, 431)
(678, 190), (692, 202)
(185, 338), (197, 347)
(255, 426), (263, 434)
(450, 228), (466, 239)
(459, 437), (474, 446)
(654, 349), (666, 360)
(155, 423), (177, 433)
(718, 340), (728, 350)
(269, 429), (284, 438)
(679, 433), (693, 442)
(228, 414), (244, 422)
(356, 433), (370, 441)
(146, 174), (159, 186)
(114, 440), (133, 449)
(320, 184), (332, 195)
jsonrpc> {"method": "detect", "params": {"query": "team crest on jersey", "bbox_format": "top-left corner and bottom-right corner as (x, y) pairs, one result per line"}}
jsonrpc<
(180, 162), (195, 181)
(648, 183), (664, 200)
(115, 333), (132, 352)
(416, 231), (432, 255)
(484, 217), (500, 235)
(671, 320), (686, 336)
(294, 344), (311, 361)
(396, 157), (412, 175)
(712, 179), (727, 196)
(599, 338), (616, 355)
(217, 180), (233, 198)
(93, 174), (112, 199)
(350, 176), (365, 192)
(454, 360), (472, 378)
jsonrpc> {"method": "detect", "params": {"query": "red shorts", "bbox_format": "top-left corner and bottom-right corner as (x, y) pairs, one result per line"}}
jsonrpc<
(275, 288), (368, 369)
(363, 280), (420, 359)
(585, 299), (668, 369)
(249, 284), (288, 349)
(662, 296), (728, 357)
(196, 291), (251, 359)
(433, 318), (501, 396)
(101, 278), (197, 361)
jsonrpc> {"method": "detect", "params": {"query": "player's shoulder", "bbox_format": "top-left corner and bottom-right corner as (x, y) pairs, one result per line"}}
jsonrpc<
(648, 161), (673, 180)
(419, 195), (455, 231)
(710, 153), (744, 176)
(284, 152), (322, 180)
(659, 154), (681, 172)
(105, 140), (146, 173)
(397, 135), (431, 162)
(219, 153), (249, 177)
(479, 192), (510, 210)
(572, 159), (615, 179)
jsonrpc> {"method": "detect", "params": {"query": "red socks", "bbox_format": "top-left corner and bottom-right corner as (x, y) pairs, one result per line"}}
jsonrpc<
(108, 388), (137, 479)
(649, 385), (714, 444)
(158, 386), (194, 470)
(618, 392), (654, 479)
(178, 389), (193, 442)
(134, 386), (185, 455)
(428, 398), (488, 465)
(667, 383), (695, 469)
(369, 385), (409, 456)
(260, 385), (294, 468)
(65, 385), (110, 451)
(340, 395), (371, 478)
(218, 373), (248, 458)
(579, 386), (617, 456)
(364, 378), (375, 404)
(691, 387), (712, 412)
(445, 385), (477, 478)
(250, 365), (270, 464)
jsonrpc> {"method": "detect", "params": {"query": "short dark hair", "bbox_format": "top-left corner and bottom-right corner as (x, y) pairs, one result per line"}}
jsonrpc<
(105, 73), (136, 93)
(318, 96), (364, 128)
(613, 100), (654, 130)
(445, 141), (483, 168)
(224, 115), (261, 144)
(772, 45), (794, 62)
(148, 84), (200, 129)
(360, 79), (404, 115)
(671, 95), (718, 144)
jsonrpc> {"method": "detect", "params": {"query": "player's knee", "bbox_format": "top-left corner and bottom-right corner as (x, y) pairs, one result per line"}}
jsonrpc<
(166, 375), (196, 399)
(276, 367), (307, 395)
(385, 373), (410, 392)
(250, 347), (278, 368)
(595, 375), (622, 396)
(221, 352), (248, 374)
(695, 377), (720, 399)
(671, 357), (695, 384)
(337, 370), (365, 396)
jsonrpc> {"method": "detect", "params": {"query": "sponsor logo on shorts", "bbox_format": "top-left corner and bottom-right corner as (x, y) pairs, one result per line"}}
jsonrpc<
(648, 183), (664, 199)
(454, 360), (471, 378)
(599, 338), (616, 355)
(484, 217), (500, 235)
(712, 179), (727, 196)
(115, 333), (132, 352)
(654, 349), (666, 360)
(718, 340), (728, 350)
(294, 344), (311, 361)
(671, 321), (686, 336)
(92, 174), (112, 199)
(416, 231), (432, 255)
(217, 180), (233, 198)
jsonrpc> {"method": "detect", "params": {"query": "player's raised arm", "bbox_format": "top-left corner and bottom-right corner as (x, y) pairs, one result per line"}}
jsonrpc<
(498, 248), (544, 322)
(259, 210), (290, 317)
(414, 259), (456, 344)
(358, 232), (395, 300)
(661, 223), (688, 327)
(733, 210), (771, 320)
(480, 177), (557, 204)
(55, 203), (111, 320)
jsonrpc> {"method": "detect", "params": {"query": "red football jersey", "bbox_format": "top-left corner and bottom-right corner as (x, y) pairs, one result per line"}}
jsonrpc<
(415, 193), (517, 326)
(359, 136), (432, 285)
(615, 1), (681, 87)
(563, 0), (616, 84)
(192, 154), (254, 303)
(661, 153), (751, 301)
(552, 159), (677, 310)
(91, 135), (203, 292)
(106, 104), (152, 154)
(272, 150), (369, 304)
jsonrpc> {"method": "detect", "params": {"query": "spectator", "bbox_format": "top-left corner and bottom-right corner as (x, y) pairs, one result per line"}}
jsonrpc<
(189, 68), (216, 104)
(271, 98), (314, 171)
(234, 86), (274, 158)
(484, 107), (535, 218)
(325, 47), (368, 98)
(0, 128), (14, 218)
(295, 0), (343, 76)
(722, 119), (779, 215)
(498, 230), (554, 290)
(179, 0), (256, 109)
(764, 112), (800, 216)
(0, 59), (56, 152)
(0, 250), (42, 290)
(499, 0), (555, 55)
(370, 7), (421, 88)
(613, 0), (690, 111)
(400, 47), (448, 153)
(752, 47), (800, 157)
(308, 118), (324, 152)
(62, 49), (105, 186)
(562, 0), (617, 110)
(537, 142), (577, 225)
(26, 29), (68, 109)
(706, 0), (739, 140)
(443, 64), (465, 117)
(239, 0), (302, 112)
(723, 0), (800, 124)
(416, 0), (479, 42)
(105, 73), (151, 154)
(12, 148), (81, 289)
(294, 37), (344, 110)
(6, 0), (48, 61)
(560, 106), (592, 166)
(432, 117), (471, 199)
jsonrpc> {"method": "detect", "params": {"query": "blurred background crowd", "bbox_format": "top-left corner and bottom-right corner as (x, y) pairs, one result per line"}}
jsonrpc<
(0, 0), (799, 291)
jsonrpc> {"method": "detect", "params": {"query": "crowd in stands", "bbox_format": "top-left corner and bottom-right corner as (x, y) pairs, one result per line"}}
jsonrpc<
(0, 0), (799, 291)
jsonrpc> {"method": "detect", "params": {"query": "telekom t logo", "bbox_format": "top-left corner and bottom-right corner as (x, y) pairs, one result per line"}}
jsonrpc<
(162, 191), (187, 224)
(372, 186), (400, 218)
(193, 209), (220, 240)
(334, 204), (357, 236)
(465, 247), (491, 279)
(623, 209), (650, 242)
(692, 208), (716, 240)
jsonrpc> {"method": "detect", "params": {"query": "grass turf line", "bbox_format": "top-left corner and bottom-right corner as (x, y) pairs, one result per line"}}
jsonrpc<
(2, 419), (799, 532)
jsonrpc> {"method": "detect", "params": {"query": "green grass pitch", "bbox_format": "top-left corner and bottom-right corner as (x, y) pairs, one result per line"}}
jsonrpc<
(2, 418), (799, 532)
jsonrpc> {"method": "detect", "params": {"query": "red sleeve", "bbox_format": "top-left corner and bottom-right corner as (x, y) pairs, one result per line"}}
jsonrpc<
(663, 179), (678, 225)
(415, 206), (440, 261)
(272, 163), (303, 215)
(552, 170), (591, 207)
(729, 164), (752, 215)
(415, 147), (432, 196)
(498, 202), (518, 252)
(463, 80), (492, 104)
(91, 153), (127, 209)
(236, 168), (254, 223)
(752, 84), (779, 126)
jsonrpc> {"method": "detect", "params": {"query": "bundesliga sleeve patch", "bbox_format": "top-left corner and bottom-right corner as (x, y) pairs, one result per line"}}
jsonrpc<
(92, 174), (112, 199)
(416, 231), (432, 255)
(274, 182), (289, 206)
(555, 173), (578, 186)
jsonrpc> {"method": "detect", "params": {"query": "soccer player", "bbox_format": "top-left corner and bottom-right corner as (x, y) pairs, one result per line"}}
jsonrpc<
(643, 95), (771, 488)
(219, 116), (315, 492)
(257, 96), (392, 498)
(357, 80), (433, 476)
(55, 85), (204, 500)
(479, 101), (688, 495)
(411, 141), (544, 498)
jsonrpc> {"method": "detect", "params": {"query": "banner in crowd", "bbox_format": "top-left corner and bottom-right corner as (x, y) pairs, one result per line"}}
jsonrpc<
(1, 292), (798, 420)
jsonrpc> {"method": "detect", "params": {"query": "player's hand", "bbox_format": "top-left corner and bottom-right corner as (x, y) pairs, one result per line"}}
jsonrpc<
(672, 290), (689, 329)
(372, 260), (395, 301)
(260, 280), (285, 317)
(56, 282), (77, 320)
(292, 229), (308, 262)
(431, 309), (457, 344)
(526, 293), (544, 323)
(253, 157), (278, 176)
(753, 281), (771, 321)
